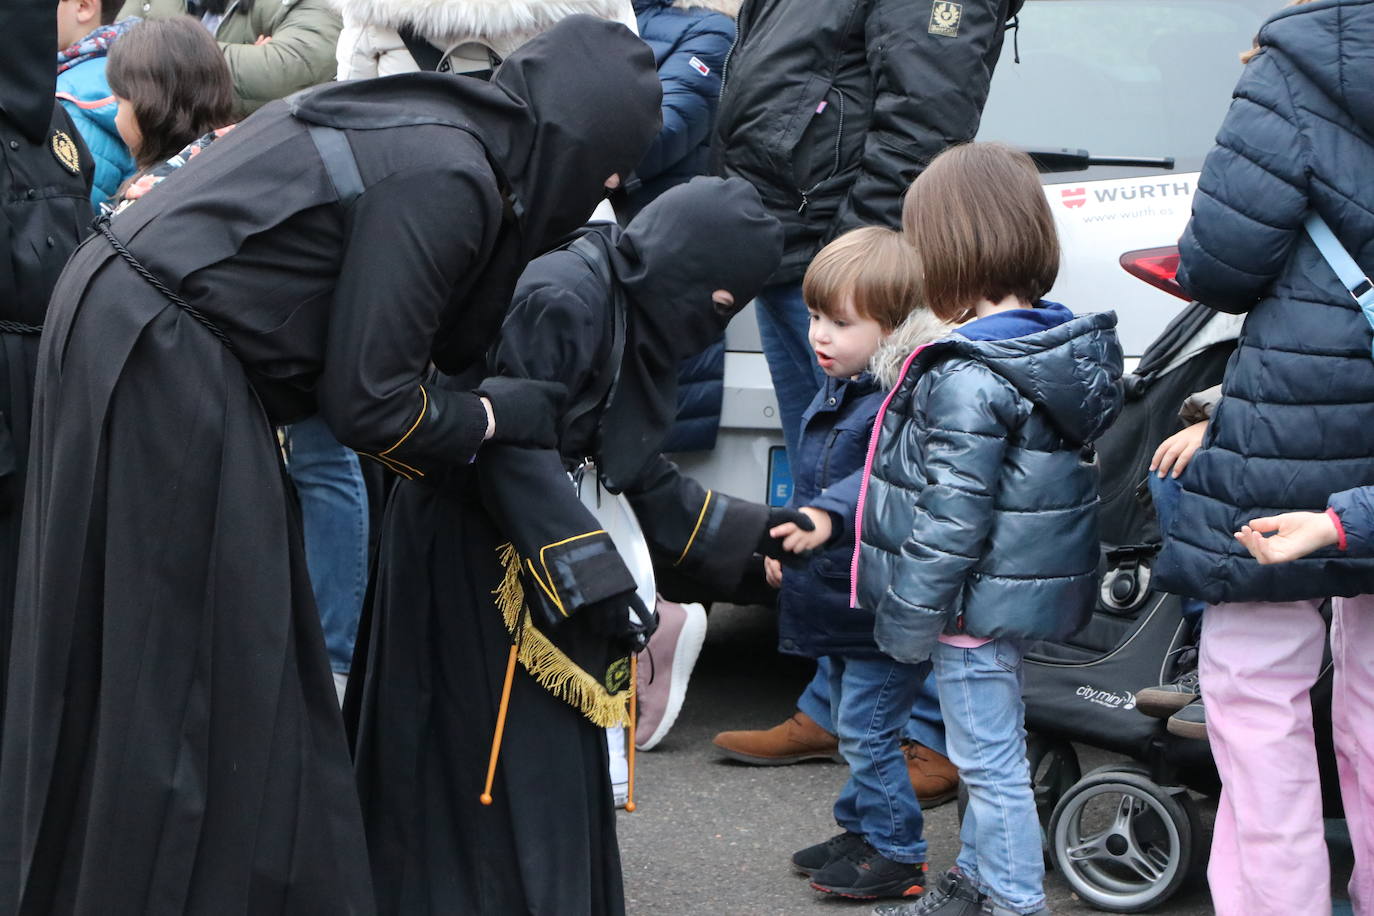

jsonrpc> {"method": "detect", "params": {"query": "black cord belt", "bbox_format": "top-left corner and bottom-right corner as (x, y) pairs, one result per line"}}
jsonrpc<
(0, 321), (42, 335)
(94, 215), (237, 355)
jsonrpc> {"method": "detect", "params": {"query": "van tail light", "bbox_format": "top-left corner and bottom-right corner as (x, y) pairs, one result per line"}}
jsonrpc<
(1120, 246), (1189, 300)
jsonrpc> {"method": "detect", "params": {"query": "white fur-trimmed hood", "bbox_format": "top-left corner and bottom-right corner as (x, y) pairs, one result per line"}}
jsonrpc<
(332, 0), (627, 39)
(870, 308), (954, 389)
(673, 0), (741, 15)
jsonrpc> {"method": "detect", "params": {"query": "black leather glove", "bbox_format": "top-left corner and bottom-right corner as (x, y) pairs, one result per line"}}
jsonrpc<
(475, 376), (568, 449)
(756, 507), (815, 559)
(583, 591), (658, 654)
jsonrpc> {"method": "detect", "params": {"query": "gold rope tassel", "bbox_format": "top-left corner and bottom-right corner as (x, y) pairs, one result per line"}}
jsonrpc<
(492, 544), (632, 728)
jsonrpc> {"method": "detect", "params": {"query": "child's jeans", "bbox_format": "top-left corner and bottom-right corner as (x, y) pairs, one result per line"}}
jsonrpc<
(1201, 596), (1374, 916)
(933, 638), (1046, 914)
(827, 655), (928, 864)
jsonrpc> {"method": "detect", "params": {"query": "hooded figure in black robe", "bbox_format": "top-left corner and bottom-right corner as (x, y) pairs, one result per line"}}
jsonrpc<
(0, 17), (660, 915)
(0, 0), (95, 740)
(349, 176), (786, 916)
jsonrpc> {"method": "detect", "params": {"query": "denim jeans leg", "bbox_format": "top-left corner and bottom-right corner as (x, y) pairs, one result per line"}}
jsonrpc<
(934, 639), (1045, 913)
(286, 415), (370, 674)
(828, 655), (928, 864)
(903, 669), (947, 757)
(754, 282), (826, 462)
(797, 658), (837, 734)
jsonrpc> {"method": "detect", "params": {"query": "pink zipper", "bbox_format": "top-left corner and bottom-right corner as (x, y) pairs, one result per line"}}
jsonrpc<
(850, 344), (930, 607)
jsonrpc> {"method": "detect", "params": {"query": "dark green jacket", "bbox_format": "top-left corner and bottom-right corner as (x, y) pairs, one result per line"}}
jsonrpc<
(117, 0), (341, 115)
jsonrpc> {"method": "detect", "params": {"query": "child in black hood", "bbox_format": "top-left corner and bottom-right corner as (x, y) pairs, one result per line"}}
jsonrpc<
(351, 176), (803, 916)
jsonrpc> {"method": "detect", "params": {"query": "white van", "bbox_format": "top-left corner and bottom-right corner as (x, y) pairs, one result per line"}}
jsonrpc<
(677, 0), (1274, 505)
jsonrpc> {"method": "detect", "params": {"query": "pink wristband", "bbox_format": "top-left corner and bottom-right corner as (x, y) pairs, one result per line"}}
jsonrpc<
(1327, 507), (1348, 552)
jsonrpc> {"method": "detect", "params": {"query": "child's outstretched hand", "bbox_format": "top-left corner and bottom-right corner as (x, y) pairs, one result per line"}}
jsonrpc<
(764, 556), (782, 588)
(770, 506), (832, 554)
(1151, 420), (1208, 478)
(1235, 511), (1340, 565)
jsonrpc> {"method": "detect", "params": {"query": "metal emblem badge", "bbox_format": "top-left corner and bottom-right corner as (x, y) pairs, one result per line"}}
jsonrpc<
(51, 130), (81, 175)
(929, 0), (963, 37)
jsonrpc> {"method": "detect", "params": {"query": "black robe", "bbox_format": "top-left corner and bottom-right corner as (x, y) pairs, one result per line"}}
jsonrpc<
(0, 19), (660, 915)
(350, 177), (783, 916)
(0, 0), (95, 742)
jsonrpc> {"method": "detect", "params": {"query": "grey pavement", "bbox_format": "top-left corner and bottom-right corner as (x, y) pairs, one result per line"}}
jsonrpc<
(618, 604), (1231, 916)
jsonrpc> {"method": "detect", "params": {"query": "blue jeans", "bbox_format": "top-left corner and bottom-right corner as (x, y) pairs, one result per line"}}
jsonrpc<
(286, 415), (369, 674)
(799, 657), (947, 756)
(1147, 473), (1206, 620)
(934, 638), (1045, 914)
(755, 282), (826, 461)
(828, 655), (928, 864)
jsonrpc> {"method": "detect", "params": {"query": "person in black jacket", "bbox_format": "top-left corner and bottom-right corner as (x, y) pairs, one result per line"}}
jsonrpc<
(709, 0), (1015, 782)
(350, 176), (787, 915)
(0, 0), (94, 746)
(0, 17), (660, 914)
(1152, 1), (1374, 911)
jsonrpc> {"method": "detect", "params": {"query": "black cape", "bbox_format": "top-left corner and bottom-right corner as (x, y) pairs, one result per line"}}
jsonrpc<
(349, 177), (783, 916)
(0, 18), (659, 915)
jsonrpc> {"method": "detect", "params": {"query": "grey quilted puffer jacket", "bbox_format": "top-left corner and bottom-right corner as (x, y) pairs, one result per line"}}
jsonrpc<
(855, 310), (1123, 664)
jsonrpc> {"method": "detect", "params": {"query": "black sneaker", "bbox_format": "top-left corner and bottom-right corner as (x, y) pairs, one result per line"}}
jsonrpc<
(792, 831), (866, 876)
(1166, 697), (1207, 740)
(873, 868), (982, 916)
(1135, 669), (1200, 718)
(810, 840), (927, 900)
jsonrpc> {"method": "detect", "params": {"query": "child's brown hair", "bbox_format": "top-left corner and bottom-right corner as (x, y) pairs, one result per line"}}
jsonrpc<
(902, 141), (1059, 323)
(107, 17), (235, 171)
(802, 226), (923, 332)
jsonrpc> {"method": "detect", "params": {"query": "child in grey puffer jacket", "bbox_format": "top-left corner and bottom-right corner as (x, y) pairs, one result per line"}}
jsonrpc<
(859, 143), (1123, 916)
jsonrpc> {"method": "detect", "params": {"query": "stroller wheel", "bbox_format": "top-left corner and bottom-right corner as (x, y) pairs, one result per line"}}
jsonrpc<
(957, 735), (1079, 869)
(1049, 770), (1200, 913)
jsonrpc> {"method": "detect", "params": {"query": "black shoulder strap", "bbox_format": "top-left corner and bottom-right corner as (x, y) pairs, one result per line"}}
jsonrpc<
(560, 235), (627, 443)
(306, 123), (364, 207)
(397, 24), (445, 72)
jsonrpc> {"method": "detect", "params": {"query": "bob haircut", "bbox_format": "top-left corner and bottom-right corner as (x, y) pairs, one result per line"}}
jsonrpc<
(802, 226), (924, 332)
(902, 142), (1060, 323)
(107, 17), (235, 171)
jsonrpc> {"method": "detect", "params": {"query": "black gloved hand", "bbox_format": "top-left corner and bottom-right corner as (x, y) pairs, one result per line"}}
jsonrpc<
(583, 591), (658, 654)
(756, 507), (815, 559)
(475, 376), (568, 449)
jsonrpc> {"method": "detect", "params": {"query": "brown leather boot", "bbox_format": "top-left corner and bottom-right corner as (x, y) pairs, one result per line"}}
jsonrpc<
(711, 711), (842, 765)
(902, 740), (959, 808)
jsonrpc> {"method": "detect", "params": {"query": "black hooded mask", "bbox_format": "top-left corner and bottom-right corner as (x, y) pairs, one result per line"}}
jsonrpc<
(598, 176), (783, 488)
(290, 15), (662, 368)
(1, 0), (59, 142)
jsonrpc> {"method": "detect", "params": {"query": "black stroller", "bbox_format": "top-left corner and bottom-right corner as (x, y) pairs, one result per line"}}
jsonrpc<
(1002, 302), (1345, 912)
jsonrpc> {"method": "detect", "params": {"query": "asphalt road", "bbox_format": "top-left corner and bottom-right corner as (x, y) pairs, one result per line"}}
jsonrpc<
(618, 604), (1354, 916)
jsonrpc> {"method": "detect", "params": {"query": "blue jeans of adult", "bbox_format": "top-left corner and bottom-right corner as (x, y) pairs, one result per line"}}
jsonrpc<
(756, 281), (826, 461)
(934, 638), (1045, 914)
(827, 655), (928, 864)
(286, 415), (369, 675)
(1147, 473), (1206, 621)
(799, 656), (946, 755)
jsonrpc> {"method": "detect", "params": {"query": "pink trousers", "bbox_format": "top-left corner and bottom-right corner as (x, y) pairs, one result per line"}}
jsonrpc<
(1201, 596), (1374, 916)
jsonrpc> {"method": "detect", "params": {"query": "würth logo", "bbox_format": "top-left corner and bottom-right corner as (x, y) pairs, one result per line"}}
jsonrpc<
(1061, 188), (1086, 209)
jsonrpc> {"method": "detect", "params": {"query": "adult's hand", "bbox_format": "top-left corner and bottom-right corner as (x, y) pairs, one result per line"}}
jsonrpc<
(1235, 511), (1340, 565)
(583, 591), (657, 653)
(755, 507), (814, 559)
(474, 377), (567, 449)
(1151, 420), (1208, 479)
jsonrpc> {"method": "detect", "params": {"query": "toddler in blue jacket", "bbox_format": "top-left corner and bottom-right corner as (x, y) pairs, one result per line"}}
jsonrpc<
(768, 226), (949, 902)
(55, 0), (137, 210)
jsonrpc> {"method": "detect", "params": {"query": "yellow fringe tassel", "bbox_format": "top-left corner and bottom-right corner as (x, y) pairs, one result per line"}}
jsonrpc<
(493, 543), (632, 728)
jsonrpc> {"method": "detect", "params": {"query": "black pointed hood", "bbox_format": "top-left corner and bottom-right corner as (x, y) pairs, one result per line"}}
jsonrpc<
(1, 0), (59, 142)
(290, 14), (662, 257)
(598, 176), (782, 487)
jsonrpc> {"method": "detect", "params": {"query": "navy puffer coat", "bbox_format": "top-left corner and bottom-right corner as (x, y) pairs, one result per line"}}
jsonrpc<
(1154, 0), (1374, 604)
(857, 311), (1123, 664)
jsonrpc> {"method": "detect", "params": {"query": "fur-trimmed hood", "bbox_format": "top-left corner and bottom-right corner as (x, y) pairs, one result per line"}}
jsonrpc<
(665, 0), (741, 15)
(332, 0), (626, 39)
(870, 309), (954, 389)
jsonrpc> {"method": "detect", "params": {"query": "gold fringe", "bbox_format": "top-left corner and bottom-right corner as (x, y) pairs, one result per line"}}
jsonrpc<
(493, 543), (632, 728)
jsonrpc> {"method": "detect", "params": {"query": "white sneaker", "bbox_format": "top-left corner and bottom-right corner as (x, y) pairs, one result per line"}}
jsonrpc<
(634, 599), (707, 751)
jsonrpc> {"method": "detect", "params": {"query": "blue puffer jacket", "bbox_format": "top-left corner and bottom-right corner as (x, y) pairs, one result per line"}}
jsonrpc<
(856, 307), (1123, 664)
(776, 373), (884, 659)
(1154, 0), (1374, 604)
(622, 0), (736, 219)
(661, 338), (725, 452)
(56, 24), (137, 211)
(1331, 487), (1374, 557)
